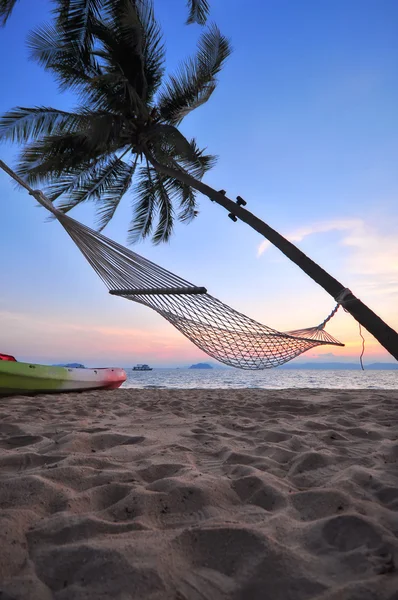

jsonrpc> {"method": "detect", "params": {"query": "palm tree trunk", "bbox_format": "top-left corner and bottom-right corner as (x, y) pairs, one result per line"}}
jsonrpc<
(147, 154), (398, 362)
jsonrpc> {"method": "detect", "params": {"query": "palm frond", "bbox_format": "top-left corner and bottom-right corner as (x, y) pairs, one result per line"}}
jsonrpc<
(174, 137), (217, 179)
(28, 22), (63, 68)
(160, 176), (197, 223)
(128, 162), (157, 243)
(157, 58), (213, 126)
(135, 0), (165, 98)
(76, 108), (132, 148)
(43, 156), (107, 202)
(82, 70), (148, 116)
(55, 0), (106, 51)
(17, 137), (95, 183)
(0, 107), (80, 144)
(37, 150), (136, 226)
(95, 155), (138, 230)
(27, 21), (101, 91)
(149, 133), (216, 181)
(12, 110), (130, 183)
(151, 171), (174, 244)
(196, 23), (230, 77)
(177, 185), (197, 222)
(0, 0), (17, 25)
(16, 127), (126, 184)
(157, 24), (231, 124)
(91, 0), (164, 103)
(54, 154), (121, 209)
(129, 161), (174, 244)
(146, 124), (198, 163)
(186, 0), (210, 25)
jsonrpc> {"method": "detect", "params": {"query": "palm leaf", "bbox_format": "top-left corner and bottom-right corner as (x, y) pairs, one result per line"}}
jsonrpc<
(128, 162), (157, 243)
(146, 123), (198, 163)
(0, 0), (17, 25)
(43, 156), (107, 202)
(16, 130), (122, 183)
(82, 69), (149, 117)
(176, 184), (197, 222)
(40, 151), (136, 226)
(0, 107), (80, 143)
(158, 24), (231, 124)
(152, 170), (174, 243)
(91, 0), (164, 103)
(55, 0), (106, 51)
(186, 0), (209, 25)
(27, 22), (101, 92)
(28, 23), (65, 68)
(150, 134), (216, 181)
(12, 109), (130, 184)
(95, 155), (138, 230)
(55, 154), (122, 210)
(75, 108), (132, 148)
(174, 137), (217, 179)
(129, 162), (175, 244)
(134, 0), (165, 98)
(160, 175), (197, 222)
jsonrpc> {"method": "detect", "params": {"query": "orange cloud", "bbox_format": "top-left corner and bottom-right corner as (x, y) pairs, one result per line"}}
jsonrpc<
(0, 309), (206, 366)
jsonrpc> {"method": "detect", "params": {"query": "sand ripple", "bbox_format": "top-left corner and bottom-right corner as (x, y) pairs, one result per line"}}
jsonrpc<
(0, 388), (397, 599)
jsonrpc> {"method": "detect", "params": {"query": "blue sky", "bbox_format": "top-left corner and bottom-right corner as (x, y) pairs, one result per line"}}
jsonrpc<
(0, 0), (397, 366)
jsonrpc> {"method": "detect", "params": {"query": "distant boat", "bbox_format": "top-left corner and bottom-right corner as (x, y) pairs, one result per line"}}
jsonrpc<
(132, 364), (153, 371)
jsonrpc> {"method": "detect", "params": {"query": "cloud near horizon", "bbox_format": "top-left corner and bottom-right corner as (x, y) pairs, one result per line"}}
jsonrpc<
(257, 218), (362, 256)
(257, 218), (398, 298)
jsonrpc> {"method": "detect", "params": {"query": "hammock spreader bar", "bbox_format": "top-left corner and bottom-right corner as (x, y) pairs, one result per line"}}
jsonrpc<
(0, 159), (344, 370)
(110, 286), (208, 296)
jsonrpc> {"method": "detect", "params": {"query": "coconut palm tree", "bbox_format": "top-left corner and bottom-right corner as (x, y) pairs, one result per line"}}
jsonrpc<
(0, 0), (397, 361)
(0, 0), (228, 240)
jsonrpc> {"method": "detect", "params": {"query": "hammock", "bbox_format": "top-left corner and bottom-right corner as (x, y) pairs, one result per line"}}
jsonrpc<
(1, 161), (344, 369)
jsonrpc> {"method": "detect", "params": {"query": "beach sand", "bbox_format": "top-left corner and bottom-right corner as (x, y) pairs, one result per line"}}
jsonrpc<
(0, 388), (397, 599)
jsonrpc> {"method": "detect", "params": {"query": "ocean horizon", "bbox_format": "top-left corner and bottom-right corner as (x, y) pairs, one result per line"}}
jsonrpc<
(122, 368), (398, 390)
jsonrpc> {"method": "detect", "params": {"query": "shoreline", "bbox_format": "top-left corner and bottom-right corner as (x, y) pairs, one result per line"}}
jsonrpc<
(1, 388), (397, 599)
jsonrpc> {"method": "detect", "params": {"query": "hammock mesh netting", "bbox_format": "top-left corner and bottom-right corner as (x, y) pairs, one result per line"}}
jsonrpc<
(0, 161), (344, 370)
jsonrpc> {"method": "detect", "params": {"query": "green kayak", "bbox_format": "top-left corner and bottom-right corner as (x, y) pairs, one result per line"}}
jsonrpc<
(0, 354), (126, 395)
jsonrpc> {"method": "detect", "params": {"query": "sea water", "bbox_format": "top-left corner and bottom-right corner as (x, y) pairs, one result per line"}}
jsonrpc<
(122, 368), (398, 390)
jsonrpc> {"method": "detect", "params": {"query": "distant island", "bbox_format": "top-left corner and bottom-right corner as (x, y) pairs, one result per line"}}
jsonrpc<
(281, 362), (398, 370)
(189, 363), (213, 370)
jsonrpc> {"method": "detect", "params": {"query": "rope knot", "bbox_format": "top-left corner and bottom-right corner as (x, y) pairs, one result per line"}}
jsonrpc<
(335, 288), (356, 306)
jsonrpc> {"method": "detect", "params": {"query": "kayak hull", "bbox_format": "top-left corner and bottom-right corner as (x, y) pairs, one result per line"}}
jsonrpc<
(0, 361), (126, 396)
